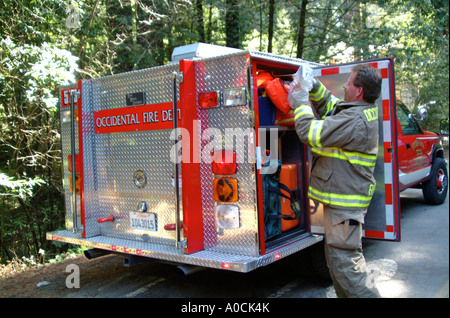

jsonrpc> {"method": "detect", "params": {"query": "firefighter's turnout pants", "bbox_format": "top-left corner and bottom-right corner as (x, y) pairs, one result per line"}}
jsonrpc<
(323, 207), (381, 298)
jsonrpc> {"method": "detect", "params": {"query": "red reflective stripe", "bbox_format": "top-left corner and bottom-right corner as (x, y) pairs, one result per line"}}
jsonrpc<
(383, 100), (390, 121)
(364, 230), (385, 239)
(385, 184), (393, 204)
(384, 142), (392, 163)
(321, 67), (339, 76)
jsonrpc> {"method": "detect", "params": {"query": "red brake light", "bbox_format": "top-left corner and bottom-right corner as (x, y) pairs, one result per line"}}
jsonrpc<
(212, 151), (237, 175)
(199, 91), (219, 108)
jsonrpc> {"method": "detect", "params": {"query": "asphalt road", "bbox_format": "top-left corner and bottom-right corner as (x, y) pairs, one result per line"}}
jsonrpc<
(363, 187), (449, 298)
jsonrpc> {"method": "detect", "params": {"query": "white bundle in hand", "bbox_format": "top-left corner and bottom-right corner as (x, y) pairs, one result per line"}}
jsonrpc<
(292, 64), (314, 92)
(288, 64), (314, 108)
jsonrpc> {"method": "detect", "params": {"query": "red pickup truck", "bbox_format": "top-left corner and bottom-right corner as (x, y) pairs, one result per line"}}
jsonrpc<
(396, 99), (448, 205)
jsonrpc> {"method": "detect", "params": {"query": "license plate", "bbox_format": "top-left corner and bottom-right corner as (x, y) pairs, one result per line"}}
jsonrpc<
(129, 212), (157, 232)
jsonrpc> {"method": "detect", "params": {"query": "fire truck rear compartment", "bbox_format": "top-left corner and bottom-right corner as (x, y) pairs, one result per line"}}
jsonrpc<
(49, 51), (323, 272)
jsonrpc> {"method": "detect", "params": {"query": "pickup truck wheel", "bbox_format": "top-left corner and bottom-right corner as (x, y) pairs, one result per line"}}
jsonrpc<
(422, 157), (448, 205)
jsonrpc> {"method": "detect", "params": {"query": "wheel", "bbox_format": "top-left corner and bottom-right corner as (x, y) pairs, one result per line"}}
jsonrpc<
(422, 157), (448, 205)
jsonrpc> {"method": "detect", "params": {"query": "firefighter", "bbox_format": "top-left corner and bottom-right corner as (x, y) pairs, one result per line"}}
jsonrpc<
(289, 64), (382, 298)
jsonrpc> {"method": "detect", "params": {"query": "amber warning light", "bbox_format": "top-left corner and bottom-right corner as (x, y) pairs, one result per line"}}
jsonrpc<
(213, 178), (239, 202)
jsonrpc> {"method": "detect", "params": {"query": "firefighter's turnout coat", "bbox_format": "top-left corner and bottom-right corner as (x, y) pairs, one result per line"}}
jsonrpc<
(293, 80), (379, 225)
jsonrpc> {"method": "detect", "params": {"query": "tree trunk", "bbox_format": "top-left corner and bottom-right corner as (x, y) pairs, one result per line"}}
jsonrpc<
(196, 0), (205, 42)
(268, 0), (275, 53)
(226, 0), (240, 48)
(296, 0), (308, 59)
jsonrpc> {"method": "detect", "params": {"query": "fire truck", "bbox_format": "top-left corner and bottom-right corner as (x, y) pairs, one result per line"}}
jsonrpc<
(47, 43), (447, 274)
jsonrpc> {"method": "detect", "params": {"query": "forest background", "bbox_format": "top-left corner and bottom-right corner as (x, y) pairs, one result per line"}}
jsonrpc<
(0, 0), (448, 270)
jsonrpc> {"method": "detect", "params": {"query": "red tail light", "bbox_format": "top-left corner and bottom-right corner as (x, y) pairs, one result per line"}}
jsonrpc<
(199, 91), (220, 108)
(212, 151), (237, 175)
(68, 154), (81, 173)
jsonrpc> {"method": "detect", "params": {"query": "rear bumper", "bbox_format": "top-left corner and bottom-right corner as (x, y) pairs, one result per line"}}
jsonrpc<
(46, 230), (322, 273)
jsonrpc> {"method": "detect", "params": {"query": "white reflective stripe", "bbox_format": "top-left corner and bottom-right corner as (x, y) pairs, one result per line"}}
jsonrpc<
(308, 120), (323, 148)
(294, 105), (314, 121)
(382, 78), (390, 100)
(417, 137), (441, 141)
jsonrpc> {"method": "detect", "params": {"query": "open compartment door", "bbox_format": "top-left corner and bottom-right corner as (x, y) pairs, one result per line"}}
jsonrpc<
(310, 58), (401, 241)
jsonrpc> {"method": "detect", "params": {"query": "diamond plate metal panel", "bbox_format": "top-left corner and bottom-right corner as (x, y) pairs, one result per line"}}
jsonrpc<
(195, 53), (260, 257)
(80, 64), (181, 245)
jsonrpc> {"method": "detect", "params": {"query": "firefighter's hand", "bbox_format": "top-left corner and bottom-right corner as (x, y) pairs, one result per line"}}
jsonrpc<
(288, 87), (309, 109)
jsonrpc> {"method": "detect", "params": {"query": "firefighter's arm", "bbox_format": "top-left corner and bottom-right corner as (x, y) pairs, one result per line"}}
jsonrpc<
(294, 107), (366, 151)
(309, 80), (340, 119)
(291, 103), (318, 147)
(288, 81), (318, 146)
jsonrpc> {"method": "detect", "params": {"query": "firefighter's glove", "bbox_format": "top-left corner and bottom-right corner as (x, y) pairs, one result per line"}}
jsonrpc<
(288, 65), (315, 109)
(288, 87), (309, 110)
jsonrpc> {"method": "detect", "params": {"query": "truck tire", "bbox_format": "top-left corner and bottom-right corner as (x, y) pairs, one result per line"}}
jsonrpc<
(422, 157), (448, 205)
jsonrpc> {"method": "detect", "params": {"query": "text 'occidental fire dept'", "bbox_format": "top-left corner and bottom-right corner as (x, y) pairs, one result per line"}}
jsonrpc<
(94, 102), (181, 134)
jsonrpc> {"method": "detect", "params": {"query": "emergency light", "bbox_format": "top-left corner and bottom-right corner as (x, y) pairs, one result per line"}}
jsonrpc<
(199, 91), (220, 108)
(67, 154), (80, 173)
(212, 150), (237, 175)
(213, 177), (239, 202)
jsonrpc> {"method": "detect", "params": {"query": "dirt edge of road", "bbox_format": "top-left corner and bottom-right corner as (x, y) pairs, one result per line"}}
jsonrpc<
(0, 254), (124, 297)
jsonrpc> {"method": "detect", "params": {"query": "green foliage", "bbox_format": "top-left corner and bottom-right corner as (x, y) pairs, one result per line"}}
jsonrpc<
(0, 0), (448, 266)
(0, 173), (45, 199)
(1, 4), (75, 263)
